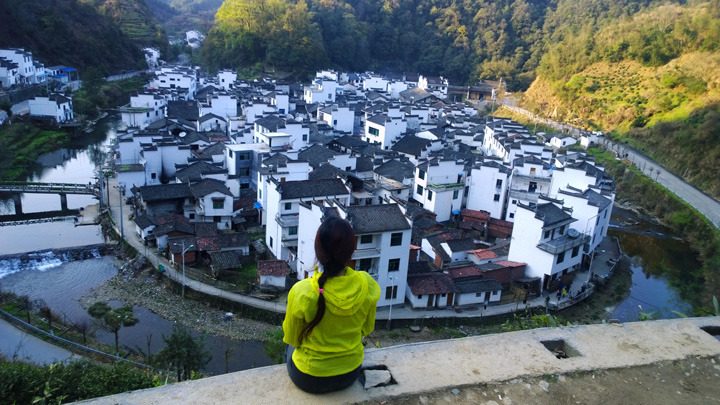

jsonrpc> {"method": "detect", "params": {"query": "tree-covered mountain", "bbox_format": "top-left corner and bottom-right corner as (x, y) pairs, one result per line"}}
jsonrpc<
(201, 0), (675, 85)
(146, 0), (221, 36)
(86, 0), (170, 55)
(0, 0), (150, 72)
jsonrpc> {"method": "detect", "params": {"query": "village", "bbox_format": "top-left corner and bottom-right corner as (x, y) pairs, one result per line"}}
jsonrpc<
(1, 47), (619, 318)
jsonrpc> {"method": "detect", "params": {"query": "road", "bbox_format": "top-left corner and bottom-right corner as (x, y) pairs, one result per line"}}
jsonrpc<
(502, 104), (720, 228)
(0, 318), (80, 364)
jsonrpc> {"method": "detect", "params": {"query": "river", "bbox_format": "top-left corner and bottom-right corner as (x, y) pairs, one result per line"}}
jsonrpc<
(0, 117), (272, 375)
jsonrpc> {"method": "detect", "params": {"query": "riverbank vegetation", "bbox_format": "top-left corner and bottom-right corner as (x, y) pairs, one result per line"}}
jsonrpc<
(0, 123), (71, 181)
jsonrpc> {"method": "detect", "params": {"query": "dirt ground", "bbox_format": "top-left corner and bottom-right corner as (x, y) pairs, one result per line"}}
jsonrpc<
(363, 356), (720, 405)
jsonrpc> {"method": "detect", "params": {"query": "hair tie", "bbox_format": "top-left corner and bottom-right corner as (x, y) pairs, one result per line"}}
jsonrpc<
(318, 288), (324, 294)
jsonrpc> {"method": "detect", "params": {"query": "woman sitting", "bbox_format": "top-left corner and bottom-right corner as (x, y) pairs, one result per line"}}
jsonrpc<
(283, 216), (381, 393)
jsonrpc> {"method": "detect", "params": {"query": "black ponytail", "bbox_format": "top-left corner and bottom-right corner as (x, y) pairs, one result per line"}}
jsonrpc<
(299, 216), (355, 342)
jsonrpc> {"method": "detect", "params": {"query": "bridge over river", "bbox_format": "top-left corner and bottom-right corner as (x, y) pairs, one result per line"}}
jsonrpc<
(0, 182), (101, 224)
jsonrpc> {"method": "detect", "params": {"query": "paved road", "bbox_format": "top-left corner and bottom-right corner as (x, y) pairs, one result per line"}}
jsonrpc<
(0, 318), (79, 364)
(599, 139), (720, 228)
(502, 104), (720, 228)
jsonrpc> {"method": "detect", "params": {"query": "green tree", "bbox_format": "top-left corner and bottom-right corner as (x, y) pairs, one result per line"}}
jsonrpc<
(88, 302), (139, 357)
(151, 326), (211, 381)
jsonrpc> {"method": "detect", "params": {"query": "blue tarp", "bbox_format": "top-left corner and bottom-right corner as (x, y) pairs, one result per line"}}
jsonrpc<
(253, 202), (263, 209)
(60, 67), (77, 72)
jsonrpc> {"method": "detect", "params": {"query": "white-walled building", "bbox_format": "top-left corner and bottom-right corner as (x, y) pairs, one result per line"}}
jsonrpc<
(413, 159), (466, 222)
(217, 70), (236, 91)
(256, 153), (311, 226)
(265, 178), (350, 267)
(297, 201), (412, 308)
(418, 75), (448, 98)
(507, 198), (588, 291)
(304, 77), (337, 104)
(152, 67), (197, 99)
(119, 93), (166, 129)
(187, 178), (234, 229)
(205, 93), (238, 120)
(466, 160), (511, 219)
(364, 114), (407, 150)
(28, 94), (73, 123)
(559, 187), (614, 254)
(506, 155), (554, 222)
(317, 104), (354, 134)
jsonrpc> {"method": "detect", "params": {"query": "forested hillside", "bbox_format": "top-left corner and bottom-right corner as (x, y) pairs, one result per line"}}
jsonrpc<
(146, 0), (222, 35)
(0, 0), (148, 72)
(87, 0), (170, 55)
(202, 0), (671, 85)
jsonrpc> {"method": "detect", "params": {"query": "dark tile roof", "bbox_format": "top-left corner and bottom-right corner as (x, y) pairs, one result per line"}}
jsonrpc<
(407, 272), (455, 295)
(258, 260), (289, 277)
(154, 221), (195, 237)
(309, 163), (346, 180)
(356, 156), (374, 172)
(133, 214), (157, 229)
(407, 261), (435, 274)
(298, 144), (337, 169)
(367, 114), (390, 126)
(330, 135), (368, 150)
(167, 100), (199, 120)
(445, 238), (476, 252)
(189, 178), (233, 198)
(255, 115), (285, 131)
(346, 204), (410, 234)
(534, 203), (575, 228)
(199, 113), (226, 124)
(209, 251), (243, 271)
(137, 183), (192, 202)
(218, 232), (250, 248)
(373, 159), (415, 182)
(176, 161), (227, 183)
(276, 178), (348, 200)
(196, 142), (226, 157)
(448, 265), (483, 279)
(454, 278), (503, 294)
(414, 216), (439, 231)
(391, 135), (431, 157)
(194, 222), (218, 237)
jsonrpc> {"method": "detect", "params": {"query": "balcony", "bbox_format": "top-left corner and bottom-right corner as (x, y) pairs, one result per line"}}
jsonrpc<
(352, 248), (381, 260)
(508, 189), (541, 202)
(275, 214), (299, 227)
(536, 234), (589, 255)
(427, 182), (465, 192)
(512, 172), (551, 182)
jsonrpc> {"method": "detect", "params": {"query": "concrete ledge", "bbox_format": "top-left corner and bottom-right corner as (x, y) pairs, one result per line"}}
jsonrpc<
(80, 317), (720, 404)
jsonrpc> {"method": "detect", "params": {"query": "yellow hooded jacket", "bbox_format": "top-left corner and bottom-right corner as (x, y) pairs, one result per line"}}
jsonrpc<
(283, 267), (381, 377)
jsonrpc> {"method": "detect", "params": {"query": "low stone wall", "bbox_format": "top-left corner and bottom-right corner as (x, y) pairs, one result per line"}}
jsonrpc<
(80, 317), (720, 405)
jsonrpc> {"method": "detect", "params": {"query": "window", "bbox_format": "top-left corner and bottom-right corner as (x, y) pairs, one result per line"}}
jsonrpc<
(385, 285), (398, 300)
(428, 190), (433, 201)
(189, 213), (195, 220)
(302, 134), (308, 141)
(572, 246), (580, 257)
(390, 232), (402, 246)
(239, 169), (250, 176)
(388, 258), (400, 271)
(512, 199), (517, 205)
(269, 237), (273, 248)
(289, 226), (298, 235)
(556, 251), (565, 264)
(544, 230), (551, 239)
(559, 225), (566, 235)
(453, 190), (459, 199)
(151, 173), (157, 180)
(212, 199), (224, 209)
(346, 166), (351, 172)
(360, 234), (373, 244)
(284, 202), (292, 210)
(258, 190), (262, 199)
(496, 179), (502, 187)
(418, 295), (423, 299)
(333, 120), (338, 125)
(214, 216), (221, 223)
(493, 194), (500, 201)
(358, 258), (372, 271)
(416, 185), (424, 195)
(492, 291), (498, 296)
(418, 169), (425, 180)
(509, 213), (515, 218)
(239, 154), (248, 161)
(369, 127), (379, 136)
(476, 292), (483, 298)
(596, 216), (600, 225)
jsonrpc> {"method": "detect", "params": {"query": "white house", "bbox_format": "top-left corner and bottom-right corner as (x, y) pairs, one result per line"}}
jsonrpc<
(28, 94), (73, 123)
(418, 75), (449, 98)
(317, 104), (354, 134)
(303, 77), (337, 104)
(507, 198), (588, 291)
(364, 114), (407, 150)
(466, 160), (511, 219)
(413, 159), (466, 222)
(0, 57), (19, 87)
(265, 178), (350, 268)
(198, 113), (227, 133)
(256, 153), (311, 225)
(297, 200), (412, 308)
(119, 93), (166, 130)
(559, 187), (614, 254)
(143, 47), (160, 69)
(506, 155), (554, 222)
(258, 260), (288, 290)
(0, 48), (36, 84)
(187, 178), (234, 229)
(217, 70), (236, 91)
(549, 134), (578, 150)
(152, 66), (197, 99)
(205, 93), (238, 120)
